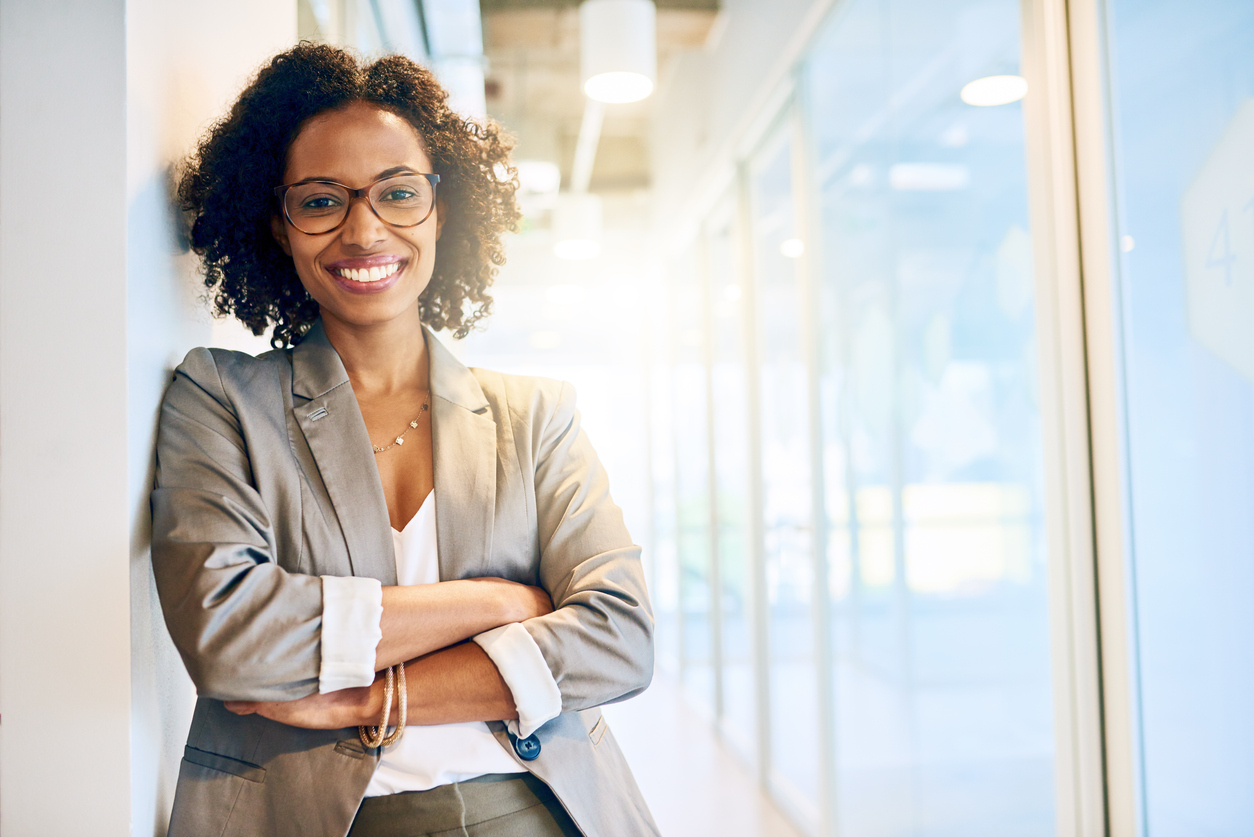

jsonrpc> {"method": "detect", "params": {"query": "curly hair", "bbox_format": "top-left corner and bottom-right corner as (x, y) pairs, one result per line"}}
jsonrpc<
(178, 43), (520, 347)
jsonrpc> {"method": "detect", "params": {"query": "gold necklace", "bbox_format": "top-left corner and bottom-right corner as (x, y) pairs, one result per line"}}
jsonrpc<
(372, 399), (429, 454)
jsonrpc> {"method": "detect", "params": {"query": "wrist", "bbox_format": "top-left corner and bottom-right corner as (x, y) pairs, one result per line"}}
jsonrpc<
(355, 678), (386, 727)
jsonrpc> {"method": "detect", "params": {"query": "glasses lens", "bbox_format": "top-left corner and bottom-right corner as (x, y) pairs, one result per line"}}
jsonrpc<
(369, 175), (436, 227)
(284, 182), (350, 234)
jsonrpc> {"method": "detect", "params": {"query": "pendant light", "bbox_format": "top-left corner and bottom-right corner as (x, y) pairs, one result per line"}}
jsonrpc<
(579, 0), (657, 104)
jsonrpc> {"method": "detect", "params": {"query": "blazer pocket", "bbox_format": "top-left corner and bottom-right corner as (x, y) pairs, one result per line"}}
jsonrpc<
(183, 745), (267, 783)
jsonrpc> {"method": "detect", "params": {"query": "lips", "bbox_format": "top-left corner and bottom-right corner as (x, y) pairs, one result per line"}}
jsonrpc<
(324, 256), (406, 294)
(334, 262), (401, 283)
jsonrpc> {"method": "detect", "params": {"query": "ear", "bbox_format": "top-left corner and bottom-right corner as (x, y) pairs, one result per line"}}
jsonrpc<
(270, 214), (293, 256)
(434, 198), (447, 241)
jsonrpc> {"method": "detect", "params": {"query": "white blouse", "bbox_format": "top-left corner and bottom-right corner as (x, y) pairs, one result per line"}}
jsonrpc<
(316, 491), (563, 794)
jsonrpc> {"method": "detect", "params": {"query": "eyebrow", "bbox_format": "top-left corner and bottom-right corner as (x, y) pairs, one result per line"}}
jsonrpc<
(287, 166), (421, 187)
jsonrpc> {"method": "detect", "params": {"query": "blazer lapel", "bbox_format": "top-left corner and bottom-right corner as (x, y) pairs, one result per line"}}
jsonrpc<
(427, 329), (497, 581)
(291, 321), (397, 585)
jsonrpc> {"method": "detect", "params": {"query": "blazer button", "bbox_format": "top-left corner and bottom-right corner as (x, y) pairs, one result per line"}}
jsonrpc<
(510, 732), (541, 761)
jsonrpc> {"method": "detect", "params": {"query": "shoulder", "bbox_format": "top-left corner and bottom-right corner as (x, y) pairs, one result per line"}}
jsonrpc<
(164, 345), (291, 417)
(470, 368), (577, 434)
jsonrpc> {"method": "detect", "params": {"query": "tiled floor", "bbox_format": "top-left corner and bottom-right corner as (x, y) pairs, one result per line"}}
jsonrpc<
(603, 674), (805, 837)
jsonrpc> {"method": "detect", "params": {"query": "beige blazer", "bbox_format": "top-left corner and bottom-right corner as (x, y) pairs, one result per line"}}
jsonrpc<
(151, 320), (658, 837)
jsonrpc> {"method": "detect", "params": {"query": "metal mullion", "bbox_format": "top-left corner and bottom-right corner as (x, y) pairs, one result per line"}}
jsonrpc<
(1019, 1), (1109, 835)
(1067, 0), (1143, 832)
(736, 157), (773, 790)
(792, 65), (838, 837)
(669, 270), (688, 685)
(700, 219), (726, 725)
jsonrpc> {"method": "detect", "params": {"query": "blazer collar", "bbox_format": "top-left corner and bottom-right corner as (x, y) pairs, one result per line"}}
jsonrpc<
(291, 320), (350, 401)
(290, 319), (497, 582)
(291, 319), (491, 412)
(426, 326), (497, 580)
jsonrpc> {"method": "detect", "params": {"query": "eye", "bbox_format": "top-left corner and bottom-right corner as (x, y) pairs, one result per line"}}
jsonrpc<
(379, 186), (418, 202)
(299, 194), (344, 210)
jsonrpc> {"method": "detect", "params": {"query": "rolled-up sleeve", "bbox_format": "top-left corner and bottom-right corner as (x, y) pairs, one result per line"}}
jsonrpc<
(151, 348), (324, 702)
(318, 575), (383, 693)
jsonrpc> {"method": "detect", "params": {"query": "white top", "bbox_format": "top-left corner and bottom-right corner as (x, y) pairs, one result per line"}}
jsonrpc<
(316, 491), (563, 794)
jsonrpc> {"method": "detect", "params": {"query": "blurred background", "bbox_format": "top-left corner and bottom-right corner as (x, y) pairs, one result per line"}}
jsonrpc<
(2, 0), (1253, 836)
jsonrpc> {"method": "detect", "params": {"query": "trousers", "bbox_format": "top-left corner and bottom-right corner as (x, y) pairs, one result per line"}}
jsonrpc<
(347, 773), (583, 837)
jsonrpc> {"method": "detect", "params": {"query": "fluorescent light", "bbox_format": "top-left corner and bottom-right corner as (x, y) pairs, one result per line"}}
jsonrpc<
(515, 160), (561, 195)
(889, 163), (970, 191)
(960, 75), (1028, 107)
(780, 238), (805, 259)
(552, 192), (602, 260)
(584, 72), (654, 104)
(554, 239), (601, 261)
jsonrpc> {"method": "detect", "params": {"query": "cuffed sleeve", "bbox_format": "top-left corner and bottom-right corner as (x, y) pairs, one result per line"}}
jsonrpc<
(474, 623), (563, 737)
(318, 575), (383, 693)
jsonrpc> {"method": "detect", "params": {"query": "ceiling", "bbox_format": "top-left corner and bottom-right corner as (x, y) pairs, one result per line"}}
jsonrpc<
(479, 0), (720, 196)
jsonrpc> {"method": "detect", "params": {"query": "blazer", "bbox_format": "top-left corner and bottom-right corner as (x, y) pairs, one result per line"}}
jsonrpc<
(151, 320), (659, 837)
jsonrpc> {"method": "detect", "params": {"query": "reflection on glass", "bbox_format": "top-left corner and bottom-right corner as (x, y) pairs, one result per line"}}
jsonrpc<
(751, 132), (820, 817)
(707, 204), (757, 764)
(670, 251), (716, 712)
(805, 0), (1054, 832)
(1104, 2), (1254, 831)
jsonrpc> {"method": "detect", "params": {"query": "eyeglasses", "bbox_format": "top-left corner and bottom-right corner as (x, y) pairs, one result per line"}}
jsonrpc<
(273, 173), (441, 235)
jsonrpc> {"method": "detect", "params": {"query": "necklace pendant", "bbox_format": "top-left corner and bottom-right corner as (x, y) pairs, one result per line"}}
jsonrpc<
(395, 436), (405, 445)
(410, 420), (419, 428)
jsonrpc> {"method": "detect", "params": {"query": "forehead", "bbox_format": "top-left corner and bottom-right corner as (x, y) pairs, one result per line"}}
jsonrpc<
(283, 103), (431, 182)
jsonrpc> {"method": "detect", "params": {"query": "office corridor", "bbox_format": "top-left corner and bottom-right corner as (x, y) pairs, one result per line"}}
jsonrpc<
(606, 674), (803, 837)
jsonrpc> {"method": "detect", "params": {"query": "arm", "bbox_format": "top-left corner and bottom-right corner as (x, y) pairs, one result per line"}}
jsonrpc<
(226, 379), (652, 729)
(226, 642), (517, 728)
(518, 380), (655, 712)
(374, 581), (550, 670)
(152, 348), (547, 701)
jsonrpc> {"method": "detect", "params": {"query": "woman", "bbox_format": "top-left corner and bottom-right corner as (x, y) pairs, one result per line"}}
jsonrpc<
(152, 43), (657, 837)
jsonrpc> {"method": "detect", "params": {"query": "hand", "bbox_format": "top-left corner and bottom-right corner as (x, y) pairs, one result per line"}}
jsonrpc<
(224, 681), (379, 729)
(460, 576), (552, 622)
(501, 580), (553, 622)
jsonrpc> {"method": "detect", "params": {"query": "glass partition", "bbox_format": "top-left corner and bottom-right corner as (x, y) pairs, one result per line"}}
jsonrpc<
(803, 0), (1055, 832)
(749, 128), (821, 819)
(1101, 2), (1254, 832)
(706, 201), (758, 765)
(670, 249), (717, 712)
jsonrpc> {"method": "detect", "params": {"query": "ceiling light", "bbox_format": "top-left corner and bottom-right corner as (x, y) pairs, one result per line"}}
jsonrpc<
(516, 160), (562, 196)
(553, 191), (603, 260)
(580, 0), (657, 104)
(554, 240), (601, 260)
(780, 239), (805, 259)
(960, 75), (1028, 107)
(889, 163), (970, 191)
(584, 72), (653, 104)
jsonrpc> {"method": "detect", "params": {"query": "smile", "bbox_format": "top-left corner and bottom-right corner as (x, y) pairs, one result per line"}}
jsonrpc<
(333, 262), (401, 283)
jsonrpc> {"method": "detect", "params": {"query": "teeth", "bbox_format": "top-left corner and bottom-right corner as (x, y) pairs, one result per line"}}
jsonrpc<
(337, 263), (401, 283)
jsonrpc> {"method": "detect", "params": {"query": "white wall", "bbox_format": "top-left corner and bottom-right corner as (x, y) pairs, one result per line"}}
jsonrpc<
(0, 1), (132, 833)
(126, 4), (295, 834)
(1, 1), (292, 834)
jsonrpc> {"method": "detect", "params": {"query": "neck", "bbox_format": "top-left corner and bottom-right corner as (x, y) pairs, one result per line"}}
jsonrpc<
(319, 305), (430, 396)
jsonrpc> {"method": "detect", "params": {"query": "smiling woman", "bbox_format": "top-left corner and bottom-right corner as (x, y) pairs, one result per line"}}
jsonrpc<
(178, 44), (517, 347)
(158, 43), (657, 837)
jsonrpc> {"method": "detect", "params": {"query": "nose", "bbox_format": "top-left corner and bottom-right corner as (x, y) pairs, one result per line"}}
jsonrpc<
(338, 195), (388, 249)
